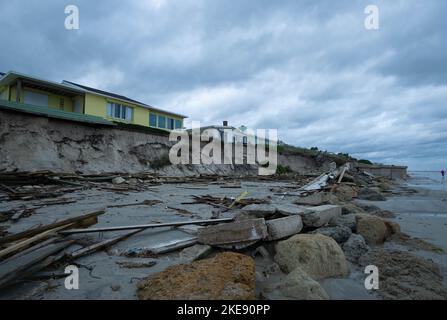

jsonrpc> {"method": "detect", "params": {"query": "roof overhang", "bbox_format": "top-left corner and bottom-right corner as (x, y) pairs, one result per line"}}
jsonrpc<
(0, 71), (85, 96)
(62, 80), (188, 119)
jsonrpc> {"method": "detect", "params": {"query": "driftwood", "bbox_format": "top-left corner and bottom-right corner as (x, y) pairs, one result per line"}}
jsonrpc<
(68, 229), (144, 260)
(0, 240), (74, 289)
(0, 224), (72, 260)
(108, 199), (162, 208)
(0, 210), (105, 245)
(59, 218), (234, 235)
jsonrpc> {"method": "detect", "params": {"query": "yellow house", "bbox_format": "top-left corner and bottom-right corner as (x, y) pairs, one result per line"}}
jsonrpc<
(0, 71), (187, 130)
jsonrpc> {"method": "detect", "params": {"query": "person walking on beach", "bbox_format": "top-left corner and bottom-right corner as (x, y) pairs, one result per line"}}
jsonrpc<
(442, 169), (446, 180)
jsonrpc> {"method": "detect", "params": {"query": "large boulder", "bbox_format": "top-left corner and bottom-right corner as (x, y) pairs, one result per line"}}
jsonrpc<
(355, 214), (388, 245)
(342, 234), (369, 263)
(274, 234), (349, 279)
(137, 252), (255, 300)
(334, 184), (358, 201)
(311, 225), (352, 244)
(358, 188), (386, 201)
(263, 266), (329, 300)
(329, 214), (357, 232)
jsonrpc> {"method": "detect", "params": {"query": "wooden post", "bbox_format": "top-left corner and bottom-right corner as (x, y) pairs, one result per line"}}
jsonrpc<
(15, 79), (22, 103)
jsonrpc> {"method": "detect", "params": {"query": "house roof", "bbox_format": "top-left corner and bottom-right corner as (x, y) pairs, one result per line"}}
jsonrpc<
(0, 71), (85, 95)
(63, 80), (148, 107)
(62, 80), (188, 119)
(0, 71), (187, 119)
(0, 99), (115, 126)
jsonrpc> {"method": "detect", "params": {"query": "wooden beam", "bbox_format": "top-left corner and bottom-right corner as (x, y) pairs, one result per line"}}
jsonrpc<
(0, 210), (105, 245)
(0, 224), (72, 260)
(68, 229), (144, 260)
(0, 240), (74, 289)
(59, 218), (234, 235)
(15, 79), (22, 103)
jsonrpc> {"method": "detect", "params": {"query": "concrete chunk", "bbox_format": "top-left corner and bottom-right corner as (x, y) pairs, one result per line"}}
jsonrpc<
(295, 192), (332, 205)
(198, 218), (268, 246)
(240, 204), (277, 218)
(266, 215), (303, 241)
(180, 244), (212, 262)
(302, 205), (342, 228)
(274, 204), (309, 216)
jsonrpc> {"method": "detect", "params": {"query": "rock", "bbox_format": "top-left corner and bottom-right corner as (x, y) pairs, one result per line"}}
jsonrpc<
(370, 210), (397, 219)
(263, 267), (329, 300)
(329, 213), (357, 232)
(180, 244), (212, 262)
(384, 219), (401, 237)
(341, 203), (365, 215)
(274, 234), (349, 279)
(359, 249), (447, 300)
(112, 177), (126, 185)
(358, 188), (386, 201)
(301, 205), (342, 228)
(342, 234), (369, 262)
(262, 262), (281, 277)
(240, 204), (277, 218)
(334, 184), (358, 201)
(137, 252), (256, 300)
(312, 225), (352, 244)
(111, 285), (121, 292)
(355, 213), (388, 245)
(295, 192), (332, 205)
(266, 215), (303, 241)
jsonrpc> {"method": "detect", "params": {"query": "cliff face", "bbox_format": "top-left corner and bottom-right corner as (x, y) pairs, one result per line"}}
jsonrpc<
(0, 109), (324, 175)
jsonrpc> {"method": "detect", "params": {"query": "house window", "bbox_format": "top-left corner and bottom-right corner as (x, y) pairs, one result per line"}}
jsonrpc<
(175, 120), (182, 129)
(59, 98), (65, 110)
(149, 113), (157, 127)
(24, 90), (48, 107)
(158, 115), (166, 128)
(167, 118), (175, 130)
(107, 102), (133, 121)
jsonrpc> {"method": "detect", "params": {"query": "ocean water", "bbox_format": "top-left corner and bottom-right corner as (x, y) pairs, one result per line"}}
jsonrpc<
(407, 171), (447, 191)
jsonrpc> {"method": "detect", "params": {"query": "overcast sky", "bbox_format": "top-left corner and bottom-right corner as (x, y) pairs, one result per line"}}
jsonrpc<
(1, 0), (446, 170)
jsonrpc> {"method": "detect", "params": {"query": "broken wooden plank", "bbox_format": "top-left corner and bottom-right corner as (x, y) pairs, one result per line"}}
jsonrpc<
(59, 218), (234, 235)
(68, 229), (144, 260)
(198, 218), (268, 246)
(0, 210), (105, 245)
(0, 240), (74, 289)
(146, 237), (198, 254)
(0, 224), (72, 261)
(108, 199), (162, 208)
(337, 167), (347, 184)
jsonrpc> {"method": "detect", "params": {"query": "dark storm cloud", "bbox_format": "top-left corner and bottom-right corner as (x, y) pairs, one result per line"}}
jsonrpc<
(0, 0), (446, 169)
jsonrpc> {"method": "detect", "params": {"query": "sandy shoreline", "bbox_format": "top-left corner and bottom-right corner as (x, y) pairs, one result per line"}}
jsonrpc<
(360, 174), (447, 289)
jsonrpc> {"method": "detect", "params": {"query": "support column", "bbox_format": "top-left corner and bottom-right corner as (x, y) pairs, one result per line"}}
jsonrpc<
(15, 79), (22, 103)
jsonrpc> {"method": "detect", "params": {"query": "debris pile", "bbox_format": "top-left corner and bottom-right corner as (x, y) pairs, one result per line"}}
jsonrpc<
(1, 162), (445, 300)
